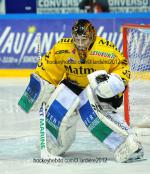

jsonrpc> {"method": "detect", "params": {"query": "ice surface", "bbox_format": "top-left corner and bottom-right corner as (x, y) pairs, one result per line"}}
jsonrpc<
(0, 78), (150, 174)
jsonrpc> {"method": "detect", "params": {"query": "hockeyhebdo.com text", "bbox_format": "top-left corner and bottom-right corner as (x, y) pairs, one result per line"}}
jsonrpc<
(45, 59), (121, 65)
(33, 157), (107, 164)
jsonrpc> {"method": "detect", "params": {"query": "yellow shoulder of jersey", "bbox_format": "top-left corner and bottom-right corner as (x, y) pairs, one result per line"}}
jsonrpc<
(53, 37), (73, 50)
(57, 38), (73, 44)
(95, 36), (119, 51)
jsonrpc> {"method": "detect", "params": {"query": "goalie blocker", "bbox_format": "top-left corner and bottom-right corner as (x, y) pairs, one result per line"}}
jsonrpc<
(18, 73), (55, 113)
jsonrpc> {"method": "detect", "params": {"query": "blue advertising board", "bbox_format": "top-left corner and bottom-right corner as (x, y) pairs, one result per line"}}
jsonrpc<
(0, 13), (150, 69)
(5, 0), (36, 13)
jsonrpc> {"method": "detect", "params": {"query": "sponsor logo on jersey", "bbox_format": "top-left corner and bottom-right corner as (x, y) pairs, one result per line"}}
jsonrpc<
(98, 39), (120, 52)
(98, 39), (115, 47)
(55, 50), (70, 54)
(64, 65), (96, 75)
(90, 50), (116, 59)
(122, 59), (128, 65)
(97, 26), (122, 51)
(67, 57), (75, 63)
(59, 38), (73, 43)
(72, 48), (76, 54)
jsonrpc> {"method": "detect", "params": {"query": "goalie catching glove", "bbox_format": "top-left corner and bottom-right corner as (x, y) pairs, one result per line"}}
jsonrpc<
(87, 70), (125, 99)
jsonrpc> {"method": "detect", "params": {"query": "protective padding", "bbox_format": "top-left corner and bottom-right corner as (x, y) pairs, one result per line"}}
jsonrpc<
(79, 85), (129, 151)
(18, 73), (55, 113)
(46, 84), (80, 155)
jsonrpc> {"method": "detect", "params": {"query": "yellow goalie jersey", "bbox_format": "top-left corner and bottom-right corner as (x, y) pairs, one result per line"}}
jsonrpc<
(35, 36), (130, 88)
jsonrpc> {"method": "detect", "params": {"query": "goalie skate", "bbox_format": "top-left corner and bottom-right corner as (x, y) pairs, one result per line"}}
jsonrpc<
(115, 134), (144, 163)
(125, 145), (145, 163)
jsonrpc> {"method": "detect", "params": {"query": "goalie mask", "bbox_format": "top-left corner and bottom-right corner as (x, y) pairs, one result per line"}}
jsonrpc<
(72, 19), (96, 51)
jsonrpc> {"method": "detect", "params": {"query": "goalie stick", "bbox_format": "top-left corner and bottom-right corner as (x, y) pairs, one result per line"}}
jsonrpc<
(39, 102), (50, 158)
(39, 102), (61, 159)
(36, 33), (42, 61)
(36, 33), (61, 159)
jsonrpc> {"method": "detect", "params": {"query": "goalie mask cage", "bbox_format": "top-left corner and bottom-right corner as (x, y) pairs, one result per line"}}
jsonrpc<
(122, 24), (150, 126)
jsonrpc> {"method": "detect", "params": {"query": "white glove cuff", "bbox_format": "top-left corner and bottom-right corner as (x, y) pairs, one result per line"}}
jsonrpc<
(87, 70), (125, 99)
(96, 73), (125, 98)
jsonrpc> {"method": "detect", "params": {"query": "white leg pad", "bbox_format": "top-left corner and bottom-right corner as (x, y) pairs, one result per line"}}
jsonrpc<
(45, 84), (80, 156)
(47, 111), (79, 156)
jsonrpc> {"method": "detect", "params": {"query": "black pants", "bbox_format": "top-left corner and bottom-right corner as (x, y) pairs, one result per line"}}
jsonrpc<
(97, 95), (123, 109)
